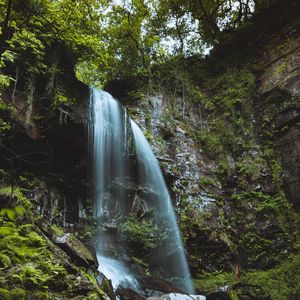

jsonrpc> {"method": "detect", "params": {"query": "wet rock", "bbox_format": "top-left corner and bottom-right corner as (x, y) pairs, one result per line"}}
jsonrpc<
(67, 275), (97, 296)
(256, 221), (282, 238)
(206, 291), (231, 300)
(99, 275), (116, 300)
(141, 277), (186, 294)
(116, 287), (145, 300)
(146, 293), (206, 300)
(37, 221), (98, 268)
(256, 34), (300, 210)
(53, 233), (98, 268)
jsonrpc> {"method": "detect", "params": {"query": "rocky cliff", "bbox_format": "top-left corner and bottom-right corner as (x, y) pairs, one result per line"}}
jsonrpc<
(105, 1), (300, 298)
(0, 0), (300, 299)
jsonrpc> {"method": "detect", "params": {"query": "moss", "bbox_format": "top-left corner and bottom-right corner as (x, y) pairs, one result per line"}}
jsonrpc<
(18, 264), (48, 289)
(194, 271), (236, 293)
(0, 217), (103, 298)
(193, 246), (300, 299)
(51, 224), (64, 236)
(132, 256), (149, 269)
(235, 246), (300, 300)
(0, 225), (17, 236)
(0, 252), (11, 269)
(119, 214), (167, 251)
(30, 291), (53, 300)
(0, 289), (10, 299)
(8, 288), (27, 299)
(196, 131), (223, 158)
(26, 231), (47, 247)
(272, 61), (289, 77)
(199, 176), (218, 187)
(144, 128), (154, 143)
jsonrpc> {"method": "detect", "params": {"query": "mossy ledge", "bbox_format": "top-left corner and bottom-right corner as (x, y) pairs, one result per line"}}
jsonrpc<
(0, 187), (108, 300)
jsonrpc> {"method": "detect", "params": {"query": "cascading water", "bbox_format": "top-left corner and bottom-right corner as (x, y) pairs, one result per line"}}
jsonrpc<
(131, 121), (194, 294)
(91, 89), (130, 220)
(90, 89), (139, 290)
(90, 88), (194, 294)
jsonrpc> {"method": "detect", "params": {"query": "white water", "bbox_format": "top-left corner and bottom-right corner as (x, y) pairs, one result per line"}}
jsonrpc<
(91, 89), (135, 290)
(91, 89), (130, 219)
(90, 89), (194, 293)
(97, 254), (140, 290)
(131, 120), (194, 294)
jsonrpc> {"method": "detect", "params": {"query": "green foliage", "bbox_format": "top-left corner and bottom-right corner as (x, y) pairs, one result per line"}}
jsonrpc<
(194, 68), (256, 168)
(119, 214), (167, 250)
(0, 289), (10, 299)
(0, 0), (265, 102)
(0, 186), (32, 209)
(51, 224), (64, 236)
(193, 246), (300, 299)
(0, 50), (14, 130)
(0, 186), (31, 223)
(0, 216), (103, 298)
(197, 131), (223, 157)
(152, 0), (256, 47)
(237, 246), (300, 300)
(194, 271), (236, 293)
(0, 253), (11, 269)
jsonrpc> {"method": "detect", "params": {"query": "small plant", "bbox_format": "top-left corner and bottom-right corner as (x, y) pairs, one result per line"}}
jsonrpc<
(119, 214), (167, 250)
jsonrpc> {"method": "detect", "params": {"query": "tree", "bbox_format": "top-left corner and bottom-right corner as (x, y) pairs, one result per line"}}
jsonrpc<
(152, 0), (255, 46)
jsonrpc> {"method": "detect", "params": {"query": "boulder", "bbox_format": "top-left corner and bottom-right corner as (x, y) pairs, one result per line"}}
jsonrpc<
(146, 293), (206, 300)
(140, 277), (185, 294)
(116, 287), (145, 300)
(53, 233), (98, 268)
(206, 291), (231, 300)
(37, 220), (98, 268)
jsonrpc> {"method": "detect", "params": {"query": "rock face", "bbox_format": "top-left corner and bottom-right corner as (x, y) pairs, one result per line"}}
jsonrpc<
(116, 287), (145, 300)
(0, 78), (92, 228)
(107, 0), (300, 286)
(124, 94), (218, 210)
(256, 34), (300, 209)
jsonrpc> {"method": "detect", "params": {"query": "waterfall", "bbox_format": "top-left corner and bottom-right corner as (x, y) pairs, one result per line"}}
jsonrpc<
(90, 89), (139, 290)
(131, 121), (194, 294)
(91, 89), (130, 221)
(90, 88), (194, 294)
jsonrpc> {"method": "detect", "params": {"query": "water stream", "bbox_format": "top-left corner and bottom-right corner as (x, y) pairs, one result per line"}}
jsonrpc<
(90, 88), (194, 294)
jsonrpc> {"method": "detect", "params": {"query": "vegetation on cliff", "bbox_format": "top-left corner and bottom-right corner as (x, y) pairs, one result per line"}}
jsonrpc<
(0, 0), (300, 299)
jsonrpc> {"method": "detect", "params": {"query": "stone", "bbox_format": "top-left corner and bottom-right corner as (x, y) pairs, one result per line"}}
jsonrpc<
(37, 221), (98, 268)
(206, 291), (231, 300)
(140, 277), (186, 294)
(116, 287), (145, 300)
(53, 233), (98, 268)
(146, 293), (206, 300)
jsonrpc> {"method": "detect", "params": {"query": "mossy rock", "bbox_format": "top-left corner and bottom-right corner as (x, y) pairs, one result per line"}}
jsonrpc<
(54, 233), (98, 268)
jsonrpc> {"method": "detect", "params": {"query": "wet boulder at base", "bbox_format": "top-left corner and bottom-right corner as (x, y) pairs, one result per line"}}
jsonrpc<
(140, 277), (186, 295)
(146, 293), (206, 300)
(116, 287), (146, 300)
